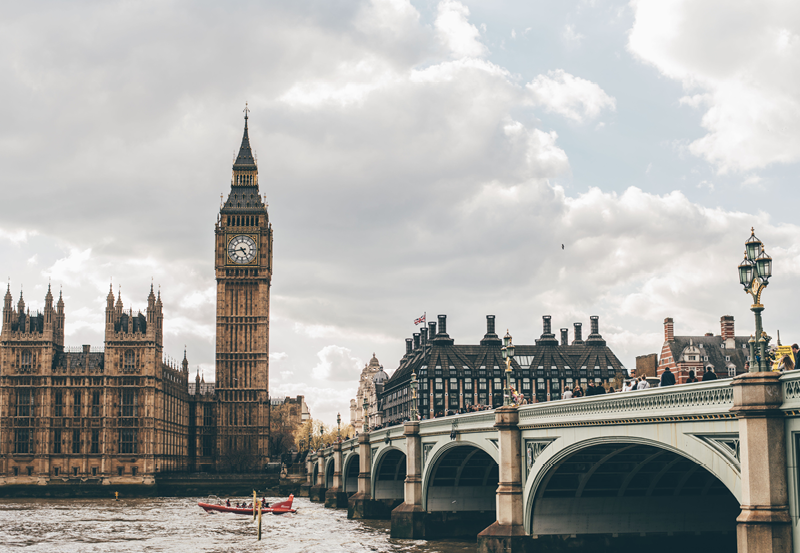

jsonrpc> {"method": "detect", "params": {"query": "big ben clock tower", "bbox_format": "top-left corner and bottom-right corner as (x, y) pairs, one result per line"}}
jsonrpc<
(215, 107), (273, 471)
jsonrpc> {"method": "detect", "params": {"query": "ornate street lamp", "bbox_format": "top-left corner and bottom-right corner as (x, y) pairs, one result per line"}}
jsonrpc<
(738, 228), (773, 372)
(362, 395), (369, 434)
(410, 370), (418, 421)
(336, 412), (341, 442)
(307, 424), (313, 451)
(501, 330), (515, 406)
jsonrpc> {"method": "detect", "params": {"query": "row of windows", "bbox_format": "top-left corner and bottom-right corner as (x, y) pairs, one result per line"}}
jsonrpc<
(226, 214), (259, 226)
(29, 389), (137, 418)
(13, 429), (137, 455)
(11, 466), (138, 477)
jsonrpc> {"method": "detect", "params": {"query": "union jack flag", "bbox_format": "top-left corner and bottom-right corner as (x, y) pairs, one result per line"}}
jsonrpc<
(414, 313), (426, 325)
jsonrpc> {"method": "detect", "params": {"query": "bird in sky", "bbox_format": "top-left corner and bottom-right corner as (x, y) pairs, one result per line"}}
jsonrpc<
(561, 244), (564, 250)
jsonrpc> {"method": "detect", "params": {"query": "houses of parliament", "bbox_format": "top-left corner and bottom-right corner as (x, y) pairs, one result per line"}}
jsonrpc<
(0, 112), (273, 484)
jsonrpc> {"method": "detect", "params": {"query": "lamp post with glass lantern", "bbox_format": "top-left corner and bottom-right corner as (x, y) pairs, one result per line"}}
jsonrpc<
(336, 412), (341, 442)
(738, 227), (773, 372)
(501, 330), (516, 406)
(410, 370), (418, 420)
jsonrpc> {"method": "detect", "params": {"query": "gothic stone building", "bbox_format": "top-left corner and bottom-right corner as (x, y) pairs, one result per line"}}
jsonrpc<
(380, 314), (628, 425)
(0, 112), (273, 484)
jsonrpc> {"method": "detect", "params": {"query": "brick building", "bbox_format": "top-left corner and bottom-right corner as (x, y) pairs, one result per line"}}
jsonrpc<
(657, 316), (750, 383)
(380, 314), (628, 425)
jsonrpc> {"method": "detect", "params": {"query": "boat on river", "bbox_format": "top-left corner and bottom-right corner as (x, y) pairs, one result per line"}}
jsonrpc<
(198, 494), (297, 515)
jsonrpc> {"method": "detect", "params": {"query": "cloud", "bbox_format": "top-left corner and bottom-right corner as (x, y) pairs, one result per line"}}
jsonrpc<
(628, 0), (800, 173)
(526, 69), (616, 122)
(311, 345), (363, 382)
(562, 24), (584, 47)
(435, 0), (488, 58)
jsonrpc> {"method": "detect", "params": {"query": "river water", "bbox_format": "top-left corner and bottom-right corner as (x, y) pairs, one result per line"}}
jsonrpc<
(0, 496), (476, 553)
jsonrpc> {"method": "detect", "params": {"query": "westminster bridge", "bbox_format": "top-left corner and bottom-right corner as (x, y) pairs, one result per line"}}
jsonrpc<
(305, 371), (800, 553)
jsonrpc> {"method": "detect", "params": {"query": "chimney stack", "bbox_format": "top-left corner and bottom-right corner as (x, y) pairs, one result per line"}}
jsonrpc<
(413, 333), (420, 350)
(438, 314), (447, 335)
(421, 326), (428, 345)
(721, 315), (735, 340)
(590, 316), (599, 336)
(664, 318), (674, 342)
(428, 321), (437, 337)
(560, 328), (568, 346)
(543, 315), (552, 336)
(405, 338), (413, 354)
(573, 322), (583, 344)
(480, 315), (501, 346)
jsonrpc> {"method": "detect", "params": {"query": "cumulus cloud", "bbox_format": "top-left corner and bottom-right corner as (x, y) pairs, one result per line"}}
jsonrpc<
(628, 0), (800, 173)
(526, 69), (616, 122)
(0, 0), (794, 427)
(435, 0), (488, 58)
(311, 345), (363, 382)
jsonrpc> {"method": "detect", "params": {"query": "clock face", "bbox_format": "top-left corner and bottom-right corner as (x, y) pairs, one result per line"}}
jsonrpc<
(228, 235), (257, 264)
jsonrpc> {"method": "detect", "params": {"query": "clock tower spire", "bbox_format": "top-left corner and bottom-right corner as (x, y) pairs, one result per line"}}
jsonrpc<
(214, 106), (273, 471)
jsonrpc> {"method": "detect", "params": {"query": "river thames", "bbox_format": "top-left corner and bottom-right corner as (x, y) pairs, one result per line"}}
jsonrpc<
(0, 496), (475, 553)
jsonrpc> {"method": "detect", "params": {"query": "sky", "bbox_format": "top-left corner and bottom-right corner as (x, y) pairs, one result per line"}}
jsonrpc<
(1, 0), (799, 426)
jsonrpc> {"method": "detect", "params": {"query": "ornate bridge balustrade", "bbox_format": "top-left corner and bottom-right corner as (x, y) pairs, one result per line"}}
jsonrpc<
(312, 373), (800, 553)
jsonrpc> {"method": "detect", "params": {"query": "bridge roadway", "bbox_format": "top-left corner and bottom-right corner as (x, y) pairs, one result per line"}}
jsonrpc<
(305, 371), (800, 553)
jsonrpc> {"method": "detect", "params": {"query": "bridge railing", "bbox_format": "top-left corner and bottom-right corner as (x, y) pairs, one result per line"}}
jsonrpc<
(518, 378), (735, 426)
(781, 370), (800, 410)
(369, 425), (406, 446)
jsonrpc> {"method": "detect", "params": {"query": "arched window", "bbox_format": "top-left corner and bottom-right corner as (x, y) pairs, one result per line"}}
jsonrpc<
(124, 350), (135, 372)
(21, 350), (32, 371)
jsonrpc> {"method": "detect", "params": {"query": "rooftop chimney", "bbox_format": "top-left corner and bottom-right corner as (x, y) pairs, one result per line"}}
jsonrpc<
(664, 318), (674, 342)
(428, 321), (437, 337)
(721, 315), (735, 341)
(586, 315), (606, 345)
(560, 328), (569, 346)
(405, 338), (413, 355)
(432, 314), (454, 344)
(413, 333), (420, 350)
(421, 327), (428, 345)
(536, 315), (558, 345)
(481, 315), (501, 345)
(573, 322), (583, 344)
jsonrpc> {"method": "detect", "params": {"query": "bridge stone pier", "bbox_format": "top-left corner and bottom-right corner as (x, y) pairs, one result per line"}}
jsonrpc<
(309, 372), (800, 552)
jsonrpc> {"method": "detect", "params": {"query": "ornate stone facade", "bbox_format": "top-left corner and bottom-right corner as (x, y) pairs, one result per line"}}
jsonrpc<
(349, 354), (388, 430)
(0, 285), (191, 483)
(214, 109), (273, 471)
(0, 112), (273, 484)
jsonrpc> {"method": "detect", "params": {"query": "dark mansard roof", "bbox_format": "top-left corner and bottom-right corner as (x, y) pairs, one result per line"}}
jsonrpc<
(382, 316), (627, 394)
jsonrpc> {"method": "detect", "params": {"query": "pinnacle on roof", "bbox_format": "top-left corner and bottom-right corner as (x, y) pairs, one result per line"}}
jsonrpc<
(233, 103), (257, 172)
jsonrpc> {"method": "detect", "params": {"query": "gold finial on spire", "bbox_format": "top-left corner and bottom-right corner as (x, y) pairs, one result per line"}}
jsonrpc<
(244, 101), (249, 119)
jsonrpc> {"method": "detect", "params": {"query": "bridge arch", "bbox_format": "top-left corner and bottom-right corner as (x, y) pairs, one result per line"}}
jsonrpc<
(524, 436), (741, 539)
(324, 456), (335, 489)
(422, 441), (498, 513)
(342, 452), (359, 494)
(371, 446), (406, 500)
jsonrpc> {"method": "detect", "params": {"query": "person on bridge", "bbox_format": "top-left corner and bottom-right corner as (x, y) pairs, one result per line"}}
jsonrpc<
(686, 370), (697, 383)
(660, 367), (676, 387)
(562, 387), (573, 399)
(702, 367), (717, 381)
(636, 376), (649, 390)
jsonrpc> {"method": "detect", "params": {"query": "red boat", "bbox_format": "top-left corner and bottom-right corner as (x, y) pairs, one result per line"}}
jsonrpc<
(198, 494), (297, 515)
